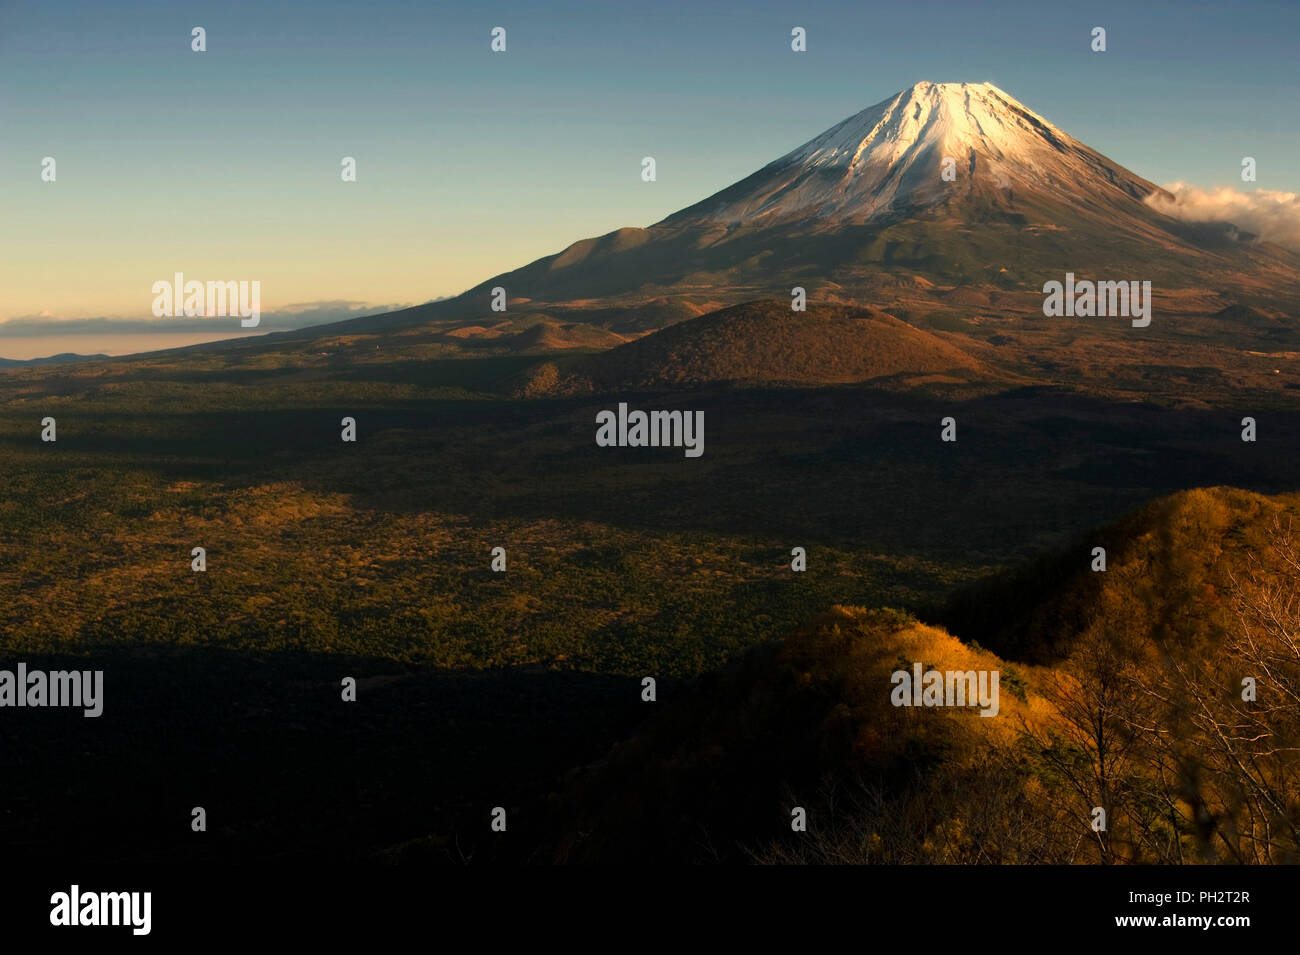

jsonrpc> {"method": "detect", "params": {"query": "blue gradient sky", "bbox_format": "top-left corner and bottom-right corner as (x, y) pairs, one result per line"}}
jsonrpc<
(2, 0), (1297, 332)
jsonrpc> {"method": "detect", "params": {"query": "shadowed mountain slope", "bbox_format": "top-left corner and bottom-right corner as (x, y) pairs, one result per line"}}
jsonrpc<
(516, 299), (992, 393)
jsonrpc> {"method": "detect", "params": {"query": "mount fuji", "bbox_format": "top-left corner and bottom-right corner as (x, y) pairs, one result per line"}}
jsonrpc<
(310, 81), (1300, 340)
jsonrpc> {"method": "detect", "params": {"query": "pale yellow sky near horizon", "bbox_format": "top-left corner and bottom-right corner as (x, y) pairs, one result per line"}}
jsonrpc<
(0, 216), (598, 323)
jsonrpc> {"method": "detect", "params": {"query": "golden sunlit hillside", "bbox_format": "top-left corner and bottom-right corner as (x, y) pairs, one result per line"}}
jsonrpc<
(537, 488), (1300, 865)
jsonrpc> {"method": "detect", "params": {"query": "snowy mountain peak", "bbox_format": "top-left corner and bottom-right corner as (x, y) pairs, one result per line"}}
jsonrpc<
(789, 81), (1063, 170)
(671, 81), (1156, 228)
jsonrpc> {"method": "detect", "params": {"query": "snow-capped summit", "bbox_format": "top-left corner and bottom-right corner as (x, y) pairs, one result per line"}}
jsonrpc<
(785, 81), (1064, 170)
(667, 81), (1160, 227)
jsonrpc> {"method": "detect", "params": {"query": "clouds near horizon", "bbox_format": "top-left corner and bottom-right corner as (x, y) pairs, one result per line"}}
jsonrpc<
(1147, 183), (1300, 251)
(0, 301), (419, 337)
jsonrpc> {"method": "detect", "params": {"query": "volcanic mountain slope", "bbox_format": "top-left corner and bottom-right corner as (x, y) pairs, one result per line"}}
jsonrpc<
(311, 80), (1300, 339)
(514, 299), (993, 394)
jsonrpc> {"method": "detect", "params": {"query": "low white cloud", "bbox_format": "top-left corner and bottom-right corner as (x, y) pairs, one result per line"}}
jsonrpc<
(1147, 182), (1300, 251)
(0, 300), (419, 335)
